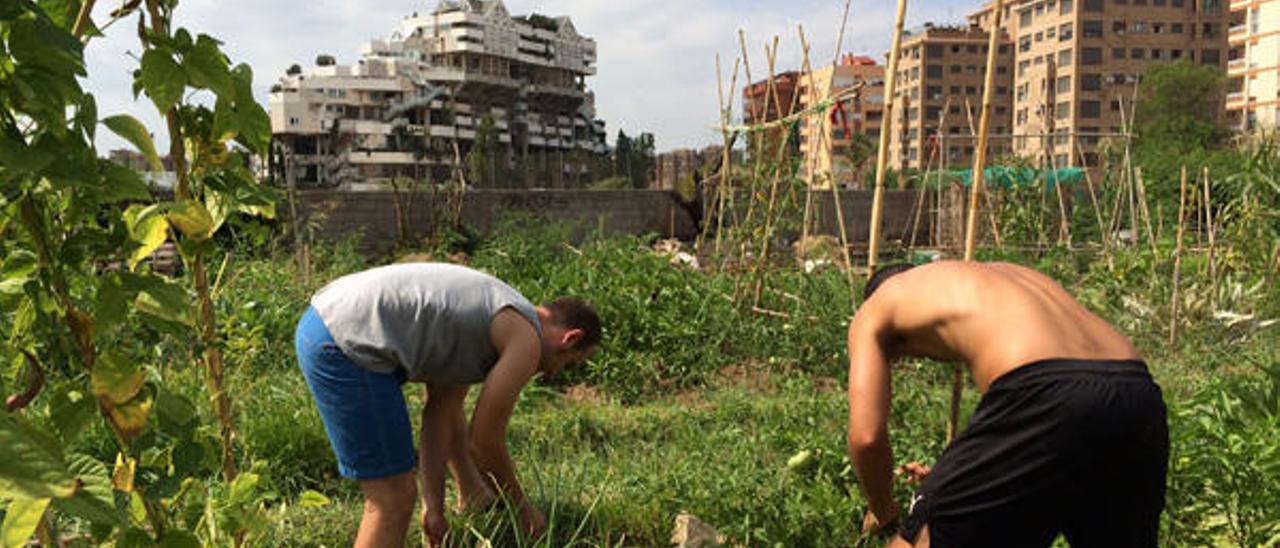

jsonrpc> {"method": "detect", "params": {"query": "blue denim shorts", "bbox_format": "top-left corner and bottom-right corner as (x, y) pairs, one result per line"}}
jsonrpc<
(295, 306), (416, 480)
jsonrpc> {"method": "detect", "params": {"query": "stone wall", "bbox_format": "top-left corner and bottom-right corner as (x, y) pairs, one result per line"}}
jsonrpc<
(294, 189), (931, 255)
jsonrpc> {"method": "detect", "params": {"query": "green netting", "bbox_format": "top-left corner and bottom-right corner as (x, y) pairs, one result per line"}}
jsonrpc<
(942, 166), (1085, 190)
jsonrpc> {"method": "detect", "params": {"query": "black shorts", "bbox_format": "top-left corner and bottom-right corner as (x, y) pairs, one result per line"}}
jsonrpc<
(900, 358), (1168, 548)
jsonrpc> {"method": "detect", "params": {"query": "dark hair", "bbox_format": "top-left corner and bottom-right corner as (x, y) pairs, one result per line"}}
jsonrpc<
(543, 297), (602, 349)
(863, 263), (916, 301)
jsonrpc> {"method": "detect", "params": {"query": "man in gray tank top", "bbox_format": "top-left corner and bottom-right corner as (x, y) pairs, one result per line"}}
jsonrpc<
(295, 262), (600, 547)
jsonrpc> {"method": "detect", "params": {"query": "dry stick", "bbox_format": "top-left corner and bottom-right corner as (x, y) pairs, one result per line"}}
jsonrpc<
(1073, 136), (1111, 269)
(795, 28), (858, 306)
(868, 0), (910, 276)
(1169, 166), (1189, 344)
(1203, 166), (1217, 311)
(709, 55), (729, 253)
(1134, 167), (1159, 259)
(910, 101), (949, 252)
(751, 37), (790, 309)
(738, 30), (761, 236)
(953, 0), (1006, 445)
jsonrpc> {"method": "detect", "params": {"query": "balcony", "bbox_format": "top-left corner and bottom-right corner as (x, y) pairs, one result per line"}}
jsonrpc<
(1229, 23), (1249, 36)
(1226, 90), (1245, 104)
(1228, 58), (1247, 71)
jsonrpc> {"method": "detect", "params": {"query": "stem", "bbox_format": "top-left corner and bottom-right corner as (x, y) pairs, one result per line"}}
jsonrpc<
(71, 0), (98, 38)
(194, 255), (237, 482)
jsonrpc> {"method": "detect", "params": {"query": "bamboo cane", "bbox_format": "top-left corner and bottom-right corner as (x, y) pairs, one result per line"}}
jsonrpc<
(953, 0), (1006, 445)
(1134, 167), (1158, 259)
(867, 0), (910, 276)
(1169, 166), (1188, 344)
(1203, 166), (1217, 311)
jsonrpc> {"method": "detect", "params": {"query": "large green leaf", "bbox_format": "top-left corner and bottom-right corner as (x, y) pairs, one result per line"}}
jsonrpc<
(90, 352), (146, 406)
(298, 490), (330, 508)
(93, 274), (129, 339)
(123, 203), (169, 270)
(167, 200), (215, 241)
(102, 163), (153, 204)
(102, 115), (161, 171)
(49, 387), (96, 444)
(155, 388), (197, 432)
(0, 412), (76, 499)
(51, 454), (119, 527)
(158, 530), (201, 548)
(0, 495), (50, 548)
(139, 49), (186, 113)
(183, 34), (232, 97)
(0, 250), (37, 296)
(132, 277), (194, 327)
(0, 125), (54, 174)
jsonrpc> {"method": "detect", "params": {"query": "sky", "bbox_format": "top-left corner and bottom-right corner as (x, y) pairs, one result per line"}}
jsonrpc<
(81, 0), (978, 154)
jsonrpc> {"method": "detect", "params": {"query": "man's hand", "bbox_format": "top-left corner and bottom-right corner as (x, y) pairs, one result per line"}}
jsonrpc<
(897, 461), (932, 484)
(861, 505), (900, 536)
(518, 502), (546, 539)
(423, 510), (449, 547)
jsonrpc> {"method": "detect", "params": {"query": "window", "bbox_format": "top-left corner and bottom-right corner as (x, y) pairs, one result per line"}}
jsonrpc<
(949, 105), (961, 114)
(1202, 49), (1220, 65)
(951, 64), (963, 74)
(926, 107), (941, 120)
(1083, 20), (1104, 38)
(997, 66), (1009, 74)
(927, 85), (943, 99)
(1080, 73), (1102, 91)
(1060, 23), (1074, 40)
(1020, 36), (1032, 52)
(1020, 9), (1033, 26)
(1035, 55), (1045, 65)
(1172, 23), (1183, 34)
(1065, 48), (1083, 66)
(1203, 23), (1217, 38)
(950, 85), (962, 93)
(926, 64), (944, 79)
(1113, 48), (1126, 59)
(997, 86), (1009, 95)
(1151, 48), (1164, 60)
(1018, 60), (1031, 76)
(1172, 0), (1184, 6)
(1154, 0), (1165, 5)
(1132, 22), (1148, 33)
(1083, 0), (1102, 12)
(1131, 48), (1145, 59)
(1171, 49), (1182, 59)
(927, 44), (945, 57)
(1152, 23), (1164, 34)
(1017, 83), (1030, 101)
(965, 85), (978, 94)
(1060, 0), (1073, 14)
(1079, 100), (1101, 118)
(1056, 75), (1072, 93)
(1113, 21), (1126, 33)
(1016, 109), (1028, 124)
(967, 45), (979, 53)
(1035, 31), (1045, 42)
(999, 44), (1011, 54)
(1056, 101), (1071, 119)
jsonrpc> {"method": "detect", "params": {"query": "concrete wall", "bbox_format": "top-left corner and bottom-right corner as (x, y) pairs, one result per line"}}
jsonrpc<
(295, 189), (931, 255)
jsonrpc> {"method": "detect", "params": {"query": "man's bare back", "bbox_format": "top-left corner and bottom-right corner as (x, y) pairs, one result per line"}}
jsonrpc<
(846, 261), (1166, 548)
(856, 260), (1140, 392)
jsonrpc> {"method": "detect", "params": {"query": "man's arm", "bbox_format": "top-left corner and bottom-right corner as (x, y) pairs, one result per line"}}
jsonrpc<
(470, 310), (540, 512)
(847, 305), (899, 530)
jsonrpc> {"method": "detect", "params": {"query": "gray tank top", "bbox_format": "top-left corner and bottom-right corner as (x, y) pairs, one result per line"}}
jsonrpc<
(310, 263), (542, 384)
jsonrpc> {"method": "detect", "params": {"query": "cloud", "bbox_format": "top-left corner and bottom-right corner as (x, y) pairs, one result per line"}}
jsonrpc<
(81, 0), (977, 155)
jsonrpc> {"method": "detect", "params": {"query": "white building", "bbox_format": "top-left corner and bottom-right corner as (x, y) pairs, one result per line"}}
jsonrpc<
(1227, 0), (1280, 131)
(269, 0), (609, 188)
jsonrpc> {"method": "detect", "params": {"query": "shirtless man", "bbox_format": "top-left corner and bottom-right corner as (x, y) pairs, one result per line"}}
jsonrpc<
(294, 262), (600, 547)
(846, 261), (1168, 547)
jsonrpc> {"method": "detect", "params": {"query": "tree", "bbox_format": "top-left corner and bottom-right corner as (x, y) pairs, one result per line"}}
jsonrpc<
(614, 130), (632, 181)
(467, 115), (502, 188)
(629, 132), (656, 188)
(287, 63), (303, 75)
(315, 54), (336, 66)
(1135, 60), (1229, 156)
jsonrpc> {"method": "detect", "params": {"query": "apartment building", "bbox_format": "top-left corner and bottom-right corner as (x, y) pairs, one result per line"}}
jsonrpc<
(269, 0), (608, 189)
(970, 0), (1228, 168)
(1226, 0), (1280, 130)
(654, 145), (734, 191)
(796, 55), (887, 188)
(888, 25), (1015, 172)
